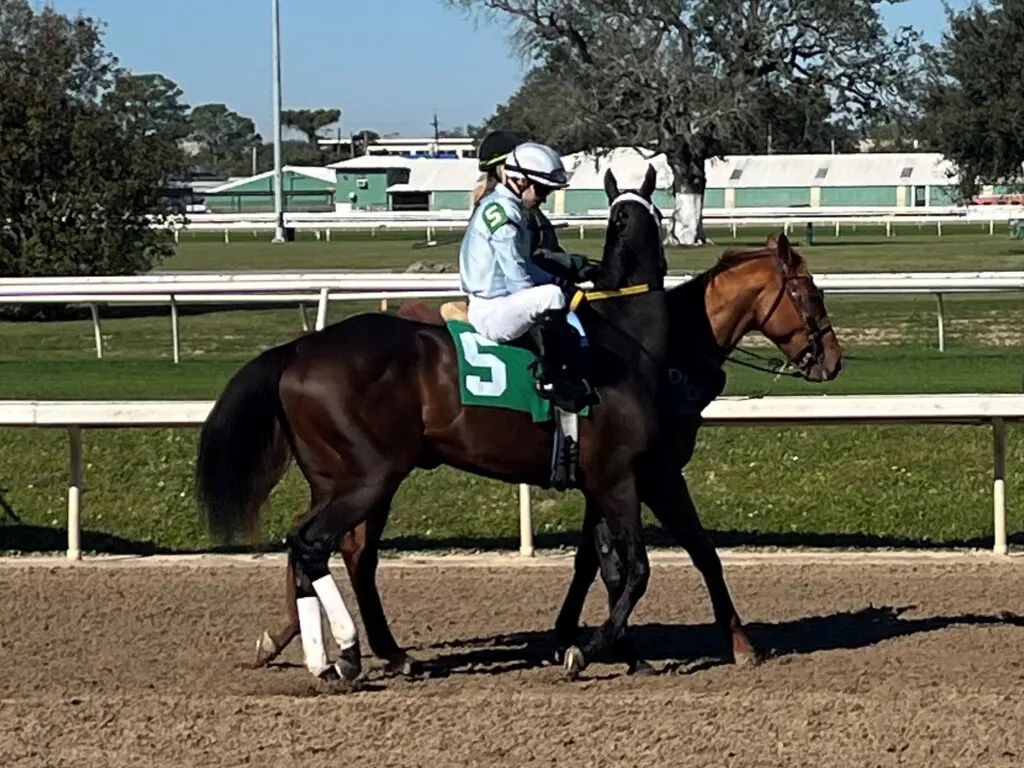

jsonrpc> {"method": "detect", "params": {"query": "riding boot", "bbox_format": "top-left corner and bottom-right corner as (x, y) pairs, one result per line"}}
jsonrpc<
(529, 310), (599, 414)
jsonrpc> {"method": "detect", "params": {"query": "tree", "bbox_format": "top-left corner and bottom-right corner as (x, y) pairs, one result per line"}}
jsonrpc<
(281, 108), (341, 144)
(732, 82), (859, 155)
(447, 0), (920, 245)
(253, 140), (324, 170)
(0, 0), (185, 296)
(188, 103), (262, 177)
(351, 129), (381, 156)
(918, 0), (1024, 201)
(438, 123), (485, 138)
(482, 61), (600, 153)
(486, 61), (858, 156)
(107, 73), (191, 143)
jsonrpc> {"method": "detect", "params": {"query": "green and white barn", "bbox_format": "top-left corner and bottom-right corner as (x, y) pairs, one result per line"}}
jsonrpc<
(198, 148), (996, 215)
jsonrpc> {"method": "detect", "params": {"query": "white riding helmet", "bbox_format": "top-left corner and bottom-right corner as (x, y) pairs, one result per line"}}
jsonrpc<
(503, 142), (571, 189)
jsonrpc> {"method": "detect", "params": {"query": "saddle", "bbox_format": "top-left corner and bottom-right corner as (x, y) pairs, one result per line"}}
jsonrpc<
(400, 299), (582, 491)
(439, 301), (541, 355)
(439, 301), (468, 322)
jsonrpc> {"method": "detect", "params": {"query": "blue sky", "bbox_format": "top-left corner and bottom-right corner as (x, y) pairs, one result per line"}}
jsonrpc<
(47, 0), (970, 140)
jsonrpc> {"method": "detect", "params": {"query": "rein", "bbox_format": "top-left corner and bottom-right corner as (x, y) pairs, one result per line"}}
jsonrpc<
(569, 283), (651, 312)
(692, 250), (832, 397)
(564, 188), (665, 367)
(567, 188), (663, 313)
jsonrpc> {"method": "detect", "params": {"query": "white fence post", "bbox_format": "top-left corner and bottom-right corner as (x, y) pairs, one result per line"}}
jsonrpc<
(315, 288), (329, 330)
(0, 396), (1020, 562)
(89, 304), (103, 359)
(936, 293), (946, 352)
(518, 483), (534, 556)
(993, 417), (1008, 556)
(67, 427), (83, 561)
(170, 295), (181, 364)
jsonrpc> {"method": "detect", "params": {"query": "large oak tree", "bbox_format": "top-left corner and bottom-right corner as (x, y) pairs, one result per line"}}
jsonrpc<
(447, 0), (920, 244)
(0, 0), (188, 293)
(919, 0), (1024, 201)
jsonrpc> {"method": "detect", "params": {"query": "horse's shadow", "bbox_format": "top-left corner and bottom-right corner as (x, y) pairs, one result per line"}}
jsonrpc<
(408, 605), (1024, 679)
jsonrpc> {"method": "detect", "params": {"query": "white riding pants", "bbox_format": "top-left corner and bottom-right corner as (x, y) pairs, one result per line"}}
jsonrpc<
(467, 284), (566, 343)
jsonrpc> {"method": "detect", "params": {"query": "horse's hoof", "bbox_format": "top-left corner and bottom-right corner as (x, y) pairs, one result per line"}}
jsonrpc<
(336, 645), (363, 682)
(318, 665), (342, 683)
(734, 650), (760, 668)
(384, 652), (419, 677)
(563, 646), (585, 681)
(253, 631), (279, 668)
(316, 664), (362, 694)
(628, 660), (657, 677)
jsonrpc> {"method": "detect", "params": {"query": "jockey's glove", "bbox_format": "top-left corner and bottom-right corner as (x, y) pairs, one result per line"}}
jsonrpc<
(532, 249), (604, 284)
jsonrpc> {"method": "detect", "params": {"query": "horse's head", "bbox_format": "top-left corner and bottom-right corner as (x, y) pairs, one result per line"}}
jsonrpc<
(596, 164), (667, 291)
(708, 232), (843, 382)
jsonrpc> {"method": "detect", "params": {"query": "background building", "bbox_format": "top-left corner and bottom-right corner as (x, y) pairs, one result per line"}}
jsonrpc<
(192, 149), (1012, 215)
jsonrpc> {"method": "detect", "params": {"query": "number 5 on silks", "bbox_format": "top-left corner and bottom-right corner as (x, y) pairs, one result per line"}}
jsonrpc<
(459, 332), (507, 397)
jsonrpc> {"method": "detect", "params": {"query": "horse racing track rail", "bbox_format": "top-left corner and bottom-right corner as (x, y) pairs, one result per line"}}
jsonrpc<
(0, 554), (1021, 767)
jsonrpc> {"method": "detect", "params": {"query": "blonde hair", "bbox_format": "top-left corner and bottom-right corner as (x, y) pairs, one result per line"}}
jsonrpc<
(471, 166), (503, 205)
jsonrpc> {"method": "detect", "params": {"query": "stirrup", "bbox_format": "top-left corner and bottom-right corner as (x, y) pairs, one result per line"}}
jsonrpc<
(551, 415), (580, 491)
(536, 377), (598, 414)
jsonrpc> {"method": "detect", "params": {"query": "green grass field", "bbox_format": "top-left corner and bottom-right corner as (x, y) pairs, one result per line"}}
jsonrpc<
(2, 227), (1024, 555)
(163, 221), (1024, 273)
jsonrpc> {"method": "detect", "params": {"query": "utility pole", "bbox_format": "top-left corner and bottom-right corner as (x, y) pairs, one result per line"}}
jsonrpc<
(431, 112), (440, 157)
(270, 0), (285, 243)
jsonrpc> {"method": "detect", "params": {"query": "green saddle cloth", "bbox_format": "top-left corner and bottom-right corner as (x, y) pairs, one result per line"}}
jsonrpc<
(446, 320), (592, 422)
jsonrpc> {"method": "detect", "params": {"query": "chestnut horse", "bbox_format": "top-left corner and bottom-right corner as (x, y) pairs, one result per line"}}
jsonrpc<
(197, 166), (682, 683)
(240, 223), (844, 679)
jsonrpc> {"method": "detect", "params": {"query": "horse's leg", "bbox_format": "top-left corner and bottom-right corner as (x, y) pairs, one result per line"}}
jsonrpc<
(253, 523), (363, 668)
(563, 474), (650, 680)
(288, 479), (397, 683)
(553, 502), (600, 655)
(253, 540), (300, 667)
(644, 472), (757, 666)
(553, 504), (651, 675)
(338, 497), (418, 676)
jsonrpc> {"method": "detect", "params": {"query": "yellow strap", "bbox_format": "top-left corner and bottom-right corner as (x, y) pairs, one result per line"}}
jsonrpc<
(570, 283), (650, 312)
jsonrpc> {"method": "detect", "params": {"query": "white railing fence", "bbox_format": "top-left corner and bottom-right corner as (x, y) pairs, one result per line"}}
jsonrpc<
(150, 202), (1024, 244)
(3, 271), (1022, 360)
(0, 395), (1018, 561)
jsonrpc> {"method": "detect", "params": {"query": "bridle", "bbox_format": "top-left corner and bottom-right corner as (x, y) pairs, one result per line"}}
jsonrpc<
(570, 189), (666, 313)
(567, 189), (668, 371)
(608, 191), (666, 276)
(722, 253), (833, 382)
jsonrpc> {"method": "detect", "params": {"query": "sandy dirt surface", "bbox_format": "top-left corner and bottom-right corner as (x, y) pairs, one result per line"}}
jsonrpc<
(1, 554), (1023, 767)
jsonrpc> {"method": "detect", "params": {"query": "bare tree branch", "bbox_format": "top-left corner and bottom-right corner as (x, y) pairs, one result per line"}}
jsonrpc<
(445, 0), (920, 243)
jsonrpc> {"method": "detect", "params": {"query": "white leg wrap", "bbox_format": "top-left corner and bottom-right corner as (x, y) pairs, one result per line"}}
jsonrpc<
(312, 574), (359, 651)
(296, 596), (328, 676)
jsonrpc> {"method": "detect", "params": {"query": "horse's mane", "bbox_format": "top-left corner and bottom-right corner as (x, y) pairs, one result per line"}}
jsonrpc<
(702, 241), (805, 281)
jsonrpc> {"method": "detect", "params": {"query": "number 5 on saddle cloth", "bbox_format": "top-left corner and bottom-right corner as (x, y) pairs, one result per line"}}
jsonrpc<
(447, 312), (592, 491)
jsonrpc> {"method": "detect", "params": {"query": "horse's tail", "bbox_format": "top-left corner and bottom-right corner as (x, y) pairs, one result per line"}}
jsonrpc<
(196, 340), (298, 547)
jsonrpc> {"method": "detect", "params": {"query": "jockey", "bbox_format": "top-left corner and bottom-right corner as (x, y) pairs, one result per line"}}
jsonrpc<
(475, 130), (601, 288)
(458, 140), (599, 413)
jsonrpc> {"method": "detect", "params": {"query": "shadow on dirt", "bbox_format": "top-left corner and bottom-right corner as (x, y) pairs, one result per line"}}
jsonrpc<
(410, 605), (1024, 679)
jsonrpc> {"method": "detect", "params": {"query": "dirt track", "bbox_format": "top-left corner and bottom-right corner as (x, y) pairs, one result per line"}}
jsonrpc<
(1, 555), (1023, 767)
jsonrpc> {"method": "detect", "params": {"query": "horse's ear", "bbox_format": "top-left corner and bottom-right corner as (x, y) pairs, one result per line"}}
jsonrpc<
(640, 164), (657, 199)
(776, 232), (798, 269)
(604, 168), (620, 202)
(765, 233), (779, 249)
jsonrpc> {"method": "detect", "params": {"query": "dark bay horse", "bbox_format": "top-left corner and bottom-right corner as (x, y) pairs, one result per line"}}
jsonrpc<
(197, 166), (676, 682)
(245, 228), (844, 678)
